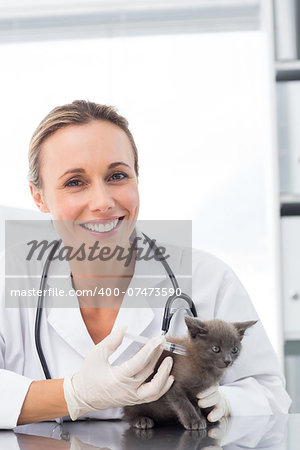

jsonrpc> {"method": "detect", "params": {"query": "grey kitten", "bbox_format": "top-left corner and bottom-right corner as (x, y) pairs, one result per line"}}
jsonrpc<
(123, 317), (257, 430)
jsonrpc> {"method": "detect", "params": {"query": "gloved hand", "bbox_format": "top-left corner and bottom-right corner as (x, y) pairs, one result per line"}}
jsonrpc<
(196, 385), (230, 422)
(63, 327), (174, 420)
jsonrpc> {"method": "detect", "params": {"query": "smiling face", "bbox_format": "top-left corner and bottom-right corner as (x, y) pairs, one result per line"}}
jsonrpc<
(30, 120), (139, 247)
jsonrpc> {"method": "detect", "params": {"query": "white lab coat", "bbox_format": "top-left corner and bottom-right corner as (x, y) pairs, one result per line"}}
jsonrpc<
(0, 234), (291, 429)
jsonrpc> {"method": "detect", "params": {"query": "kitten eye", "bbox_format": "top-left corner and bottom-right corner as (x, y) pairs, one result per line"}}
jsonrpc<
(211, 345), (220, 353)
(232, 346), (239, 354)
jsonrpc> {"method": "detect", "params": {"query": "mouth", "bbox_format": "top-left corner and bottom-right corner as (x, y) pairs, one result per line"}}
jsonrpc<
(220, 363), (232, 369)
(215, 363), (231, 369)
(79, 216), (125, 233)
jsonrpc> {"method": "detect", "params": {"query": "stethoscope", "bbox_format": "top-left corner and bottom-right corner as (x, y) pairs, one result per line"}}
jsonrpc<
(35, 233), (197, 380)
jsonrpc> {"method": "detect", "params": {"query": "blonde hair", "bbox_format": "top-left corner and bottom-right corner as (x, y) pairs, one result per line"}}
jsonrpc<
(28, 100), (139, 188)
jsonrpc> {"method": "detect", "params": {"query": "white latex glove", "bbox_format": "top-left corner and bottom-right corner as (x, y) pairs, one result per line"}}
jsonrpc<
(196, 385), (230, 423)
(63, 327), (174, 420)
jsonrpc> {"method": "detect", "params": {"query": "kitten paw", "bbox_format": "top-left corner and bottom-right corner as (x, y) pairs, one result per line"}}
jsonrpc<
(132, 416), (154, 429)
(182, 418), (207, 430)
(134, 428), (154, 439)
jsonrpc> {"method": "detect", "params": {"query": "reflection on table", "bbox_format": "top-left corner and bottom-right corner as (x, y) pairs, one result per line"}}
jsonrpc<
(0, 414), (297, 450)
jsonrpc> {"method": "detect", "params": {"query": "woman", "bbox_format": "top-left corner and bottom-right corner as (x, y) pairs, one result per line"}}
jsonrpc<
(0, 101), (291, 429)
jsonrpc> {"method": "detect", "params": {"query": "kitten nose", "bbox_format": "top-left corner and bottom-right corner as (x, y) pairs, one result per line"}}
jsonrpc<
(224, 360), (231, 367)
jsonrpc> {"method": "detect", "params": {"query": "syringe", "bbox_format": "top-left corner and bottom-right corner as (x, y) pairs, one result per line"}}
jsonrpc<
(125, 332), (187, 356)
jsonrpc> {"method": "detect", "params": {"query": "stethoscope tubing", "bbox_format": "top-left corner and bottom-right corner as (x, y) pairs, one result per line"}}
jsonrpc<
(35, 240), (61, 380)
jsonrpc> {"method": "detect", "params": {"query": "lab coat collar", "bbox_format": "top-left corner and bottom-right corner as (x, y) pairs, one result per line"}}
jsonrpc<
(47, 306), (94, 358)
(46, 228), (168, 361)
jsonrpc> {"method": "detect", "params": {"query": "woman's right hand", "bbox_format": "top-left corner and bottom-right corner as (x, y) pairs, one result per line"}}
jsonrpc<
(63, 328), (174, 420)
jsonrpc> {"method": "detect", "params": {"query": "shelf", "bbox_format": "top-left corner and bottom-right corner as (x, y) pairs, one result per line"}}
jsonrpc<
(285, 340), (300, 353)
(281, 200), (300, 216)
(276, 61), (300, 81)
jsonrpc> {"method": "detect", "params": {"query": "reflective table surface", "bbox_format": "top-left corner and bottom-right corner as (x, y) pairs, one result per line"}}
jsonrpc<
(0, 414), (298, 449)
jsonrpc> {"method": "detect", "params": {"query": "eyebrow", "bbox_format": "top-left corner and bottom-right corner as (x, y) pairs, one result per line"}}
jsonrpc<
(59, 162), (131, 179)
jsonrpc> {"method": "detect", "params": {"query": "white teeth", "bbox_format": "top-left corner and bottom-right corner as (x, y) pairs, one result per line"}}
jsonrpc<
(82, 218), (119, 233)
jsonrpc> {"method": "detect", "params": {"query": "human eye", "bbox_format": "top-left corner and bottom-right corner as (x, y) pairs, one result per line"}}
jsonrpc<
(108, 172), (128, 182)
(64, 178), (84, 188)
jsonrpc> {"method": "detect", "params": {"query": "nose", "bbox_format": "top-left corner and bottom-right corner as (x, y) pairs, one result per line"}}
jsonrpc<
(224, 356), (232, 367)
(89, 181), (115, 213)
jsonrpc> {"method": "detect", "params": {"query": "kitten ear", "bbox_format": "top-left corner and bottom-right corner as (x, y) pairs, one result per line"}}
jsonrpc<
(232, 320), (258, 340)
(185, 316), (208, 339)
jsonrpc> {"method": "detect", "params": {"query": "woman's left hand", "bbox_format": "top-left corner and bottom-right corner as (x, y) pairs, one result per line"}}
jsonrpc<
(196, 385), (230, 422)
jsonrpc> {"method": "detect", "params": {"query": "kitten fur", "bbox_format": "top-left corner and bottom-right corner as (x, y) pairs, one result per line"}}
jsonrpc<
(123, 317), (257, 430)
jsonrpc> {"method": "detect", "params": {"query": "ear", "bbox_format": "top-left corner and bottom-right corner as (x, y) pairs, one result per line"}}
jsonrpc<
(185, 316), (208, 339)
(29, 182), (50, 213)
(232, 320), (258, 340)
